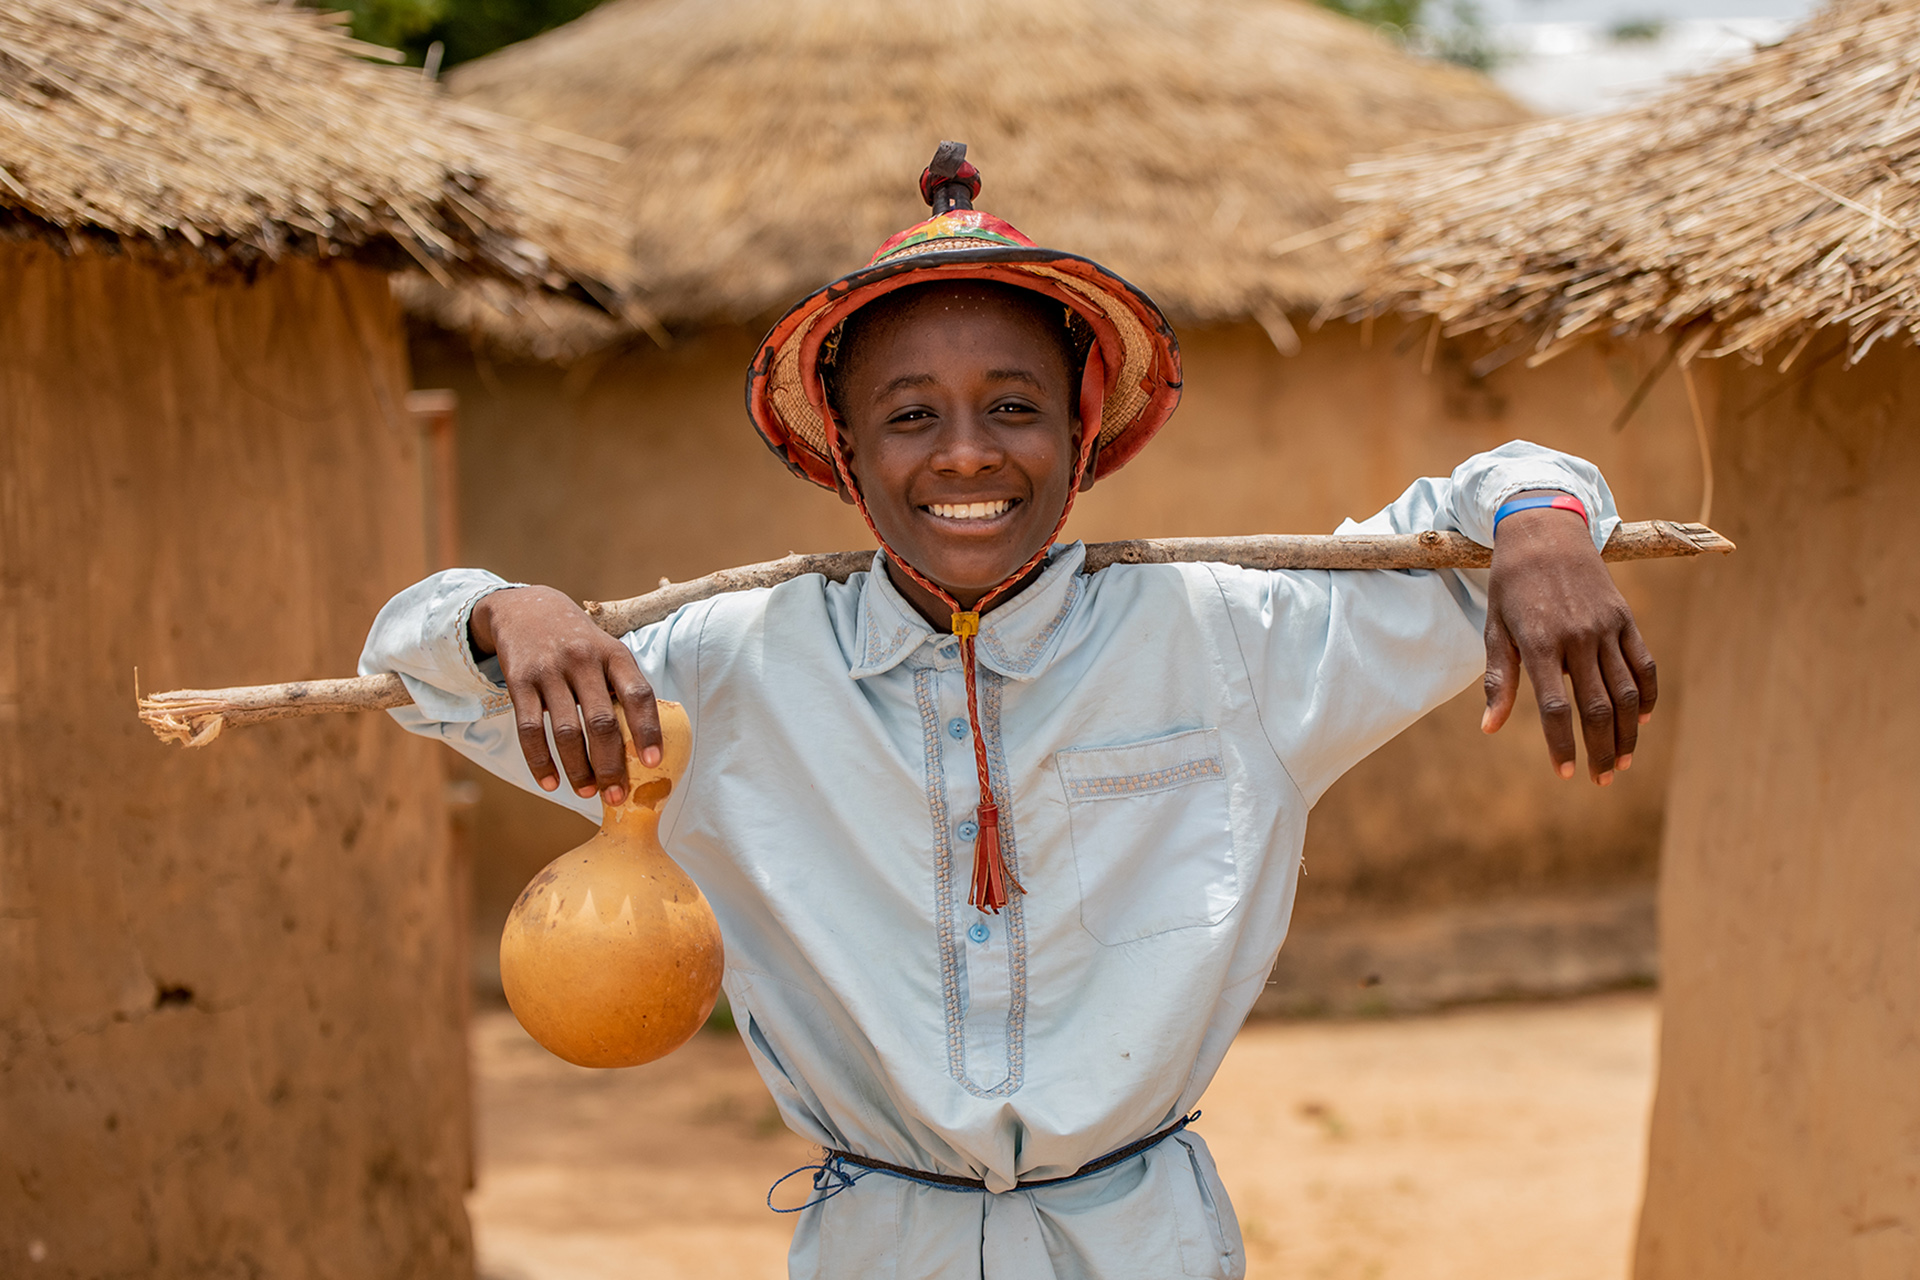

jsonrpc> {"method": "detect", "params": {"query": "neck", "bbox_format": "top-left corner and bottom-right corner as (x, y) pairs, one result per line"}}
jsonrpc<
(885, 553), (1053, 631)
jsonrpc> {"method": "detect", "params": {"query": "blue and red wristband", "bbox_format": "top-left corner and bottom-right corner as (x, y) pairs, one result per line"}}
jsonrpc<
(1494, 493), (1588, 531)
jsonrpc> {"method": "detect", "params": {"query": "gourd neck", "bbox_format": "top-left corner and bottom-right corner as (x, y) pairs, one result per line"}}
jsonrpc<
(601, 798), (666, 838)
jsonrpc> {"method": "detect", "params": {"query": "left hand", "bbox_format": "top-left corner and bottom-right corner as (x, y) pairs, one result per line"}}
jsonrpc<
(1482, 492), (1657, 785)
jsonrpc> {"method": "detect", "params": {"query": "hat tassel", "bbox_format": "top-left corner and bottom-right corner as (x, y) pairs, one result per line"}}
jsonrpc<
(969, 801), (1017, 914)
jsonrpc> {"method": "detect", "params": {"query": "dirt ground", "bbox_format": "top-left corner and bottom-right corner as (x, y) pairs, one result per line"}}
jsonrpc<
(470, 992), (1656, 1280)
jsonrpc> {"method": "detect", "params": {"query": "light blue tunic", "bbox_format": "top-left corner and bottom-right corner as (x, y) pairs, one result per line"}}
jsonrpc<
(361, 441), (1617, 1279)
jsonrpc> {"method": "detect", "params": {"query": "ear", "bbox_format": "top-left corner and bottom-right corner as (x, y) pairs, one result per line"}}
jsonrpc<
(1074, 341), (1109, 493)
(825, 406), (862, 505)
(1077, 431), (1101, 493)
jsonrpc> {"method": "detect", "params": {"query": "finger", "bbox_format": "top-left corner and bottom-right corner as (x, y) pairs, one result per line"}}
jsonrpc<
(573, 678), (628, 806)
(607, 648), (663, 769)
(508, 681), (560, 793)
(1482, 614), (1521, 734)
(1600, 636), (1641, 767)
(1566, 641), (1618, 783)
(541, 680), (596, 797)
(1520, 642), (1579, 779)
(1622, 620), (1659, 724)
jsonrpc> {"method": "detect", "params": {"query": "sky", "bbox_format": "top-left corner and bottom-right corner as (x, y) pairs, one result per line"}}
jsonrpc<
(1479, 0), (1814, 23)
(1478, 0), (1820, 113)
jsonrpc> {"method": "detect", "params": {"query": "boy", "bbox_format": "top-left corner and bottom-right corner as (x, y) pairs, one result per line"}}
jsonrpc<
(363, 146), (1654, 1278)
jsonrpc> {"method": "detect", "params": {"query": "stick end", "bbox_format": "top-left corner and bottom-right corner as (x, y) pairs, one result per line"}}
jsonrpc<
(1670, 521), (1738, 554)
(138, 698), (227, 748)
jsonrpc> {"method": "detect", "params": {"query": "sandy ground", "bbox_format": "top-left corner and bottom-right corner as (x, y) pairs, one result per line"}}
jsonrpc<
(470, 992), (1656, 1280)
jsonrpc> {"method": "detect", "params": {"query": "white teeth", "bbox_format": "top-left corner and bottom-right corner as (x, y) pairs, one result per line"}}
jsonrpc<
(928, 500), (1014, 520)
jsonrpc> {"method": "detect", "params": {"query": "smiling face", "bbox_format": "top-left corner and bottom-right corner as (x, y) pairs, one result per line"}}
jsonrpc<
(830, 282), (1083, 618)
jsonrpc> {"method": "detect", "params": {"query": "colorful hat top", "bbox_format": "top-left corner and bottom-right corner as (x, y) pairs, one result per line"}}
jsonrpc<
(747, 142), (1183, 492)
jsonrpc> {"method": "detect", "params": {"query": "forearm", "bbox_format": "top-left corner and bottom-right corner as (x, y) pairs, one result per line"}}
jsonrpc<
(1244, 443), (1635, 800)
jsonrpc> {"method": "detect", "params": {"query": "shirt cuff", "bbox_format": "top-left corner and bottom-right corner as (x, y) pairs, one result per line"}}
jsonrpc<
(453, 581), (519, 702)
(1457, 445), (1617, 554)
(360, 570), (525, 723)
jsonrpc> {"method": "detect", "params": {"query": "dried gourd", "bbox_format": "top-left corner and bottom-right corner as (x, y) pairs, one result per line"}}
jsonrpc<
(499, 700), (723, 1067)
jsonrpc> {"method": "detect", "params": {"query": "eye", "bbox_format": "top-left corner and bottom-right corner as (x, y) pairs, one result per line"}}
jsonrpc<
(991, 398), (1042, 415)
(885, 406), (935, 426)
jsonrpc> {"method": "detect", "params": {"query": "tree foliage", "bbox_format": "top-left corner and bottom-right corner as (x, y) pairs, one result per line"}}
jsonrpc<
(331, 0), (1499, 77)
(1313, 0), (1502, 72)
(324, 0), (608, 69)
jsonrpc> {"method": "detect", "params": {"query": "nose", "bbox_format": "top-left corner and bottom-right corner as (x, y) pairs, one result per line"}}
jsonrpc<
(927, 413), (1005, 476)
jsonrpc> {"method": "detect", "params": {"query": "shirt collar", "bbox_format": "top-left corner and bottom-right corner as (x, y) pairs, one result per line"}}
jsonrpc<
(849, 543), (1089, 682)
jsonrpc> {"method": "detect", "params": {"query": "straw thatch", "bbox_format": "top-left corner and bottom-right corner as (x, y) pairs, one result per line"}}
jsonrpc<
(0, 0), (625, 289)
(1340, 0), (1920, 367)
(395, 272), (635, 362)
(443, 0), (1523, 337)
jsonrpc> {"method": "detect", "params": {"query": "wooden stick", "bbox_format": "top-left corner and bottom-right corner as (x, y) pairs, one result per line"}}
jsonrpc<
(138, 520), (1734, 747)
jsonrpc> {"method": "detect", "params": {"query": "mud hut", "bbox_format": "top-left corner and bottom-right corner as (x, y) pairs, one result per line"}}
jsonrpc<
(0, 2), (617, 1273)
(1341, 0), (1920, 1271)
(408, 0), (1710, 1011)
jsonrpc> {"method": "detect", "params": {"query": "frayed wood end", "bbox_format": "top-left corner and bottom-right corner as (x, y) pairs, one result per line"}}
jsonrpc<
(139, 699), (227, 748)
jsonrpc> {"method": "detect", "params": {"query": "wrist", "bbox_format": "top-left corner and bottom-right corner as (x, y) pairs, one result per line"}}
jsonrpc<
(469, 585), (536, 658)
(468, 593), (500, 658)
(1494, 491), (1587, 537)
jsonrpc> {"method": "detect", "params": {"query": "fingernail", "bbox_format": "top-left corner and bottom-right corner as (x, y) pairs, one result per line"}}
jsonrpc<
(1639, 712), (1652, 724)
(1598, 771), (1614, 787)
(1618, 753), (1633, 771)
(1480, 707), (1493, 733)
(605, 786), (625, 805)
(1558, 761), (1576, 780)
(642, 746), (662, 767)
(576, 784), (596, 798)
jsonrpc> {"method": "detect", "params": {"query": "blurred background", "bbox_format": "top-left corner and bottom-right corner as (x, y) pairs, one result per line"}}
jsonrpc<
(4, 0), (1887, 1277)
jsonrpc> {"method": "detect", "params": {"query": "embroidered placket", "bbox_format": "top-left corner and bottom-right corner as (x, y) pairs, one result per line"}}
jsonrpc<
(920, 661), (1025, 1097)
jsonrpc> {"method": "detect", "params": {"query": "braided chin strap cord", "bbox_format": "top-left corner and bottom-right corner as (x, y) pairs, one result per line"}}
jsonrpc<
(823, 346), (1108, 913)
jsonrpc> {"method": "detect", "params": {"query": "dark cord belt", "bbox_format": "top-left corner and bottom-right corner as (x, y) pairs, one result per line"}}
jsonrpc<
(768, 1111), (1201, 1212)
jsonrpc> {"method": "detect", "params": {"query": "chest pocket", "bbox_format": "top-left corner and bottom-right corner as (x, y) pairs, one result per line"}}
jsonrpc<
(1056, 728), (1238, 945)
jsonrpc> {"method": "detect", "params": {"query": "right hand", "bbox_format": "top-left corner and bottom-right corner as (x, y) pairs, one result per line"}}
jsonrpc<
(469, 586), (661, 805)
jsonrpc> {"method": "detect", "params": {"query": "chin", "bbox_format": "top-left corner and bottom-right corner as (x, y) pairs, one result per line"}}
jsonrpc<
(878, 512), (1059, 603)
(924, 548), (1046, 598)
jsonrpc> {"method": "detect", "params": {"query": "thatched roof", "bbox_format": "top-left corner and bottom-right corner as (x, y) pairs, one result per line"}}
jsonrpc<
(444, 0), (1524, 336)
(1341, 0), (1920, 367)
(0, 0), (625, 290)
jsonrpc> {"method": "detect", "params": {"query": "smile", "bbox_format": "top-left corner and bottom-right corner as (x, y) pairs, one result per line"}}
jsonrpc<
(924, 500), (1016, 521)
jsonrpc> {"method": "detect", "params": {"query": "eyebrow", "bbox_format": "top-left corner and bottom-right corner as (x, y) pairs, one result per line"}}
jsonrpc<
(877, 373), (939, 396)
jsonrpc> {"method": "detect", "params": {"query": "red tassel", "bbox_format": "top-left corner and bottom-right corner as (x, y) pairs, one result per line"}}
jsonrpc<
(968, 802), (1022, 913)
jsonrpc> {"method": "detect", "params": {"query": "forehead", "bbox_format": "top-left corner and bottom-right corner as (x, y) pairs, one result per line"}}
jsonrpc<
(841, 281), (1068, 368)
(875, 279), (1051, 319)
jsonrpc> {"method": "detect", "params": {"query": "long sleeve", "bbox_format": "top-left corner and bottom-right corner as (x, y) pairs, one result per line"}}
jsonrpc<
(1211, 439), (1619, 805)
(357, 568), (708, 818)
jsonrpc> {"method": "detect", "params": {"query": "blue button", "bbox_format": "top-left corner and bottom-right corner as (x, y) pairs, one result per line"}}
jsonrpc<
(968, 922), (991, 944)
(940, 643), (959, 658)
(947, 717), (967, 740)
(958, 820), (979, 841)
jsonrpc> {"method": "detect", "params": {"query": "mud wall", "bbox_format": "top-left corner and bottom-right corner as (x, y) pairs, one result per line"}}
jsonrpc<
(0, 249), (471, 1278)
(411, 316), (1707, 1008)
(1634, 339), (1920, 1277)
